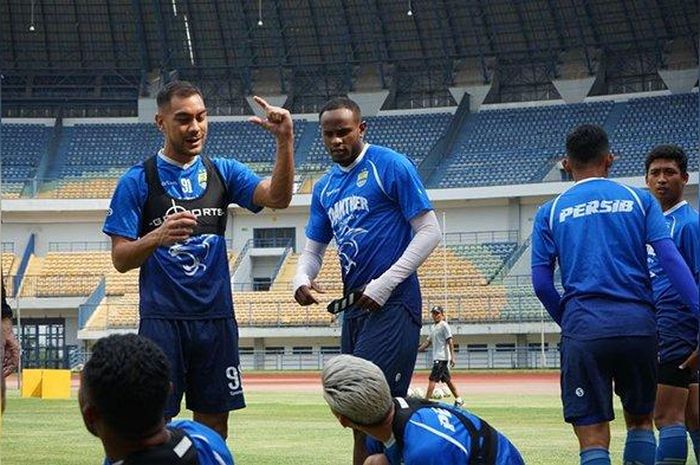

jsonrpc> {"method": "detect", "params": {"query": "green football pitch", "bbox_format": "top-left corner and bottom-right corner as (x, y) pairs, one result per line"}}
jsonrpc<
(1, 386), (657, 465)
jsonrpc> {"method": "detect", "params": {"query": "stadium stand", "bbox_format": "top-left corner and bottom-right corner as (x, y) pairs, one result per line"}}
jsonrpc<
(72, 239), (518, 330)
(1, 253), (16, 296)
(300, 113), (452, 172)
(38, 120), (308, 198)
(431, 101), (614, 188)
(1, 123), (52, 198)
(609, 93), (699, 177)
(4, 94), (699, 200)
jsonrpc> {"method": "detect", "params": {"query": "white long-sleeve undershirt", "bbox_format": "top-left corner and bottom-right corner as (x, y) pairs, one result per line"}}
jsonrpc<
(293, 210), (442, 306)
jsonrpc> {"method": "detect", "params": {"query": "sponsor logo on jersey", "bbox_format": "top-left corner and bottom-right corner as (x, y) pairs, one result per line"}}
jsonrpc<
(149, 199), (225, 228)
(559, 199), (634, 223)
(327, 196), (370, 273)
(356, 169), (368, 187)
(197, 170), (208, 189)
(328, 196), (369, 227)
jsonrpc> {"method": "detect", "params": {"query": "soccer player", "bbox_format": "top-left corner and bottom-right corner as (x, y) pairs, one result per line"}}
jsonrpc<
(418, 305), (463, 406)
(292, 97), (441, 464)
(103, 80), (294, 438)
(80, 334), (235, 465)
(531, 125), (699, 465)
(321, 354), (525, 465)
(645, 144), (700, 464)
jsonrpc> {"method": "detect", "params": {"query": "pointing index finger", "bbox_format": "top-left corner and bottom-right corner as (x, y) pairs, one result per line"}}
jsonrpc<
(253, 96), (270, 111)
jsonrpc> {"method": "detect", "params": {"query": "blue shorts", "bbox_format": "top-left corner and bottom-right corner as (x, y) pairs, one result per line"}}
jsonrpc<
(341, 302), (421, 396)
(560, 335), (657, 426)
(139, 318), (245, 417)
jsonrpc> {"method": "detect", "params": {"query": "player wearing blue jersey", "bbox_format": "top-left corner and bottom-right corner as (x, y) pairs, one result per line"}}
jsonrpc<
(645, 145), (700, 464)
(322, 355), (524, 465)
(80, 334), (235, 465)
(103, 81), (294, 438)
(293, 97), (441, 465)
(531, 125), (699, 465)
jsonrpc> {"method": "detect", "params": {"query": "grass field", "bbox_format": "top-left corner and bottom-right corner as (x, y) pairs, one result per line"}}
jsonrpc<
(1, 382), (662, 465)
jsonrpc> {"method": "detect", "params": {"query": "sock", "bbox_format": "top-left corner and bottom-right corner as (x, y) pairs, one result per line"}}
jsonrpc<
(623, 429), (656, 465)
(581, 447), (611, 465)
(687, 429), (699, 463)
(654, 424), (687, 465)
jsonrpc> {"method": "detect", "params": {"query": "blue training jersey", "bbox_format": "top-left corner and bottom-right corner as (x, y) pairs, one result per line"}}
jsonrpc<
(103, 153), (261, 319)
(366, 403), (524, 465)
(647, 200), (700, 361)
(305, 144), (433, 318)
(531, 177), (670, 339)
(102, 419), (234, 465)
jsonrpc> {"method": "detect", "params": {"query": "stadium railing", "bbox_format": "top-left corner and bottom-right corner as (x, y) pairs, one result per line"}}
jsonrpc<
(69, 346), (561, 371)
(48, 241), (112, 252)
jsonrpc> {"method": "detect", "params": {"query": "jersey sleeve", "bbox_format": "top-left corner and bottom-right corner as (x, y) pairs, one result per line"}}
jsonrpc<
(531, 203), (557, 268)
(384, 154), (433, 222)
(213, 158), (263, 214)
(102, 166), (148, 240)
(678, 220), (700, 283)
(644, 192), (671, 243)
(305, 180), (333, 244)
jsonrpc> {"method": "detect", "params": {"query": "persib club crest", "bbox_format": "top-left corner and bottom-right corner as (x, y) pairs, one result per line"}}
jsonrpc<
(197, 170), (208, 189)
(356, 169), (368, 187)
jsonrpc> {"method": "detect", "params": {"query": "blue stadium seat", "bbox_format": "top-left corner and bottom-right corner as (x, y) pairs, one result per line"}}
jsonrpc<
(609, 93), (699, 177)
(434, 101), (614, 188)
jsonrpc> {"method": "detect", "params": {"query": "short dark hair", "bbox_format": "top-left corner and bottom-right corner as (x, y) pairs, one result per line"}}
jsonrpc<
(83, 334), (170, 439)
(645, 144), (688, 175)
(319, 97), (362, 121)
(565, 124), (610, 165)
(156, 80), (203, 109)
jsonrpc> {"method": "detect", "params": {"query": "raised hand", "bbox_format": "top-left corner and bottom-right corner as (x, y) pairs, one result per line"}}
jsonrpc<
(249, 96), (293, 140)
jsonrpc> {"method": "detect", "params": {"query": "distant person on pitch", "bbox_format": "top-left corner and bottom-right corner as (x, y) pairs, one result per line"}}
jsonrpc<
(418, 305), (463, 406)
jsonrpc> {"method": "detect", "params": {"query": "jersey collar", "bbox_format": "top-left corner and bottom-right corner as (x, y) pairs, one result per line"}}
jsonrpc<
(337, 143), (369, 173)
(664, 200), (687, 216)
(573, 176), (606, 186)
(157, 149), (200, 170)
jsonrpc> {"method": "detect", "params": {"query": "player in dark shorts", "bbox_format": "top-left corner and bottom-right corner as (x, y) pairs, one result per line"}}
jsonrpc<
(293, 97), (441, 465)
(418, 305), (463, 406)
(532, 125), (699, 465)
(644, 145), (700, 463)
(103, 81), (294, 438)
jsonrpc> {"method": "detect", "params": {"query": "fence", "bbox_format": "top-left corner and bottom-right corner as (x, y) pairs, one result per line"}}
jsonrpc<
(444, 230), (519, 245)
(71, 346), (560, 371)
